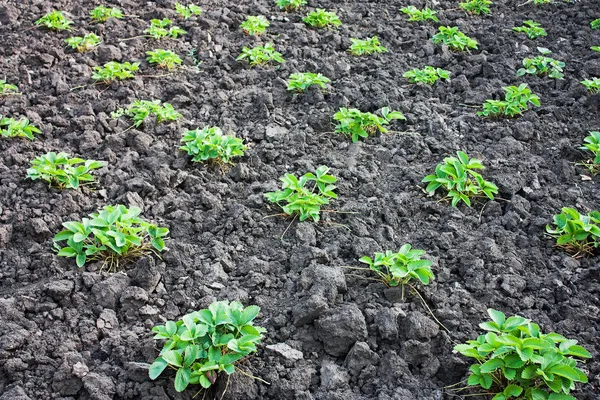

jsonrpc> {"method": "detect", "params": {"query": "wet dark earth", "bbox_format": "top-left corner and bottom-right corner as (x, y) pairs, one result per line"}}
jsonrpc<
(1, 0), (600, 399)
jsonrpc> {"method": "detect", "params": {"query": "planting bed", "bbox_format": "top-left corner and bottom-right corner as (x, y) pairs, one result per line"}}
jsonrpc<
(1, 0), (600, 399)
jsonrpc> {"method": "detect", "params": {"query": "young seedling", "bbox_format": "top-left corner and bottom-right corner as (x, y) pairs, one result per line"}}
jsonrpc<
(35, 10), (73, 31)
(174, 2), (202, 19)
(240, 15), (270, 36)
(349, 36), (388, 56)
(592, 18), (600, 29)
(145, 18), (186, 39)
(578, 131), (600, 175)
(530, 0), (550, 3)
(403, 66), (450, 85)
(287, 72), (331, 92)
(26, 152), (104, 189)
(581, 77), (600, 94)
(65, 33), (102, 53)
(459, 0), (492, 15)
(400, 6), (439, 22)
(275, 0), (307, 11)
(547, 207), (600, 256)
(431, 26), (478, 52)
(478, 84), (540, 118)
(453, 308), (590, 400)
(333, 107), (405, 143)
(180, 127), (246, 165)
(111, 100), (182, 128)
(0, 80), (20, 96)
(302, 9), (342, 29)
(0, 116), (41, 140)
(146, 49), (182, 70)
(513, 20), (547, 39)
(92, 61), (140, 84)
(592, 46), (600, 53)
(265, 166), (337, 222)
(236, 43), (285, 67)
(90, 6), (124, 22)
(53, 204), (169, 269)
(422, 151), (498, 207)
(517, 47), (565, 79)
(149, 301), (265, 392)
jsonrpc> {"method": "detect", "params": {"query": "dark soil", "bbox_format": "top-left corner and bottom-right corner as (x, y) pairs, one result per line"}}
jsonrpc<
(1, 0), (600, 399)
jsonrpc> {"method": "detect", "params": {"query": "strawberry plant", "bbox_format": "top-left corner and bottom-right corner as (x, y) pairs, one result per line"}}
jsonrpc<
(591, 18), (600, 29)
(275, 0), (307, 11)
(546, 207), (600, 256)
(90, 6), (123, 23)
(264, 166), (337, 222)
(581, 77), (600, 94)
(359, 245), (434, 290)
(578, 131), (600, 174)
(517, 47), (565, 79)
(422, 151), (498, 207)
(333, 107), (405, 143)
(111, 100), (181, 127)
(26, 152), (104, 189)
(403, 66), (450, 85)
(513, 20), (547, 39)
(236, 43), (284, 67)
(180, 127), (246, 165)
(459, 0), (493, 15)
(287, 72), (331, 92)
(146, 49), (182, 70)
(53, 204), (168, 269)
(65, 33), (102, 53)
(35, 10), (73, 31)
(92, 61), (140, 84)
(400, 6), (439, 23)
(431, 26), (478, 51)
(174, 2), (202, 19)
(149, 301), (265, 392)
(454, 308), (590, 400)
(349, 36), (388, 56)
(478, 84), (540, 118)
(302, 9), (342, 29)
(145, 18), (186, 39)
(240, 15), (270, 36)
(0, 80), (20, 96)
(0, 116), (41, 140)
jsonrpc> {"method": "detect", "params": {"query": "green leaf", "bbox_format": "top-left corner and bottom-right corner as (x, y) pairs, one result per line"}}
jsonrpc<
(162, 350), (183, 367)
(503, 384), (523, 397)
(149, 357), (168, 380)
(174, 367), (191, 392)
(480, 358), (504, 373)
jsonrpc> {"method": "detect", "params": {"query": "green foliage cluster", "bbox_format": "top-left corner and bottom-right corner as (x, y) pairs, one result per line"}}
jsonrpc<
(265, 166), (337, 222)
(35, 10), (73, 31)
(145, 18), (186, 39)
(579, 131), (600, 175)
(333, 107), (405, 143)
(0, 116), (41, 140)
(581, 77), (600, 94)
(517, 48), (565, 79)
(174, 2), (202, 19)
(459, 0), (493, 16)
(275, 0), (307, 11)
(65, 33), (101, 53)
(53, 205), (169, 269)
(287, 72), (331, 92)
(302, 9), (342, 28)
(92, 61), (140, 84)
(431, 26), (478, 51)
(478, 84), (540, 118)
(403, 66), (450, 85)
(237, 43), (285, 66)
(531, 0), (551, 3)
(90, 6), (123, 22)
(149, 301), (265, 392)
(455, 309), (590, 400)
(349, 36), (388, 56)
(26, 152), (104, 189)
(111, 100), (182, 127)
(0, 80), (19, 96)
(513, 21), (547, 39)
(180, 127), (246, 165)
(146, 49), (182, 70)
(422, 151), (498, 207)
(546, 207), (600, 257)
(359, 244), (434, 289)
(400, 6), (439, 22)
(240, 15), (270, 35)
(591, 18), (600, 29)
